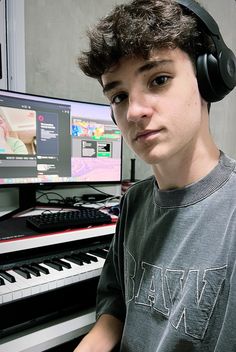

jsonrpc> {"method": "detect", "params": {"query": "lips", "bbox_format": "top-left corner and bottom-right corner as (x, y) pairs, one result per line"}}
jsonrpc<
(135, 129), (163, 141)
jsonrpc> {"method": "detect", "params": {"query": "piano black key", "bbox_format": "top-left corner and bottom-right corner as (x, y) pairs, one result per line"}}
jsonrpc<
(31, 263), (50, 275)
(0, 277), (5, 285)
(0, 270), (16, 283)
(52, 258), (71, 269)
(76, 253), (98, 264)
(89, 249), (108, 259)
(44, 260), (63, 271)
(22, 265), (41, 277)
(82, 253), (98, 262)
(13, 268), (31, 279)
(76, 253), (92, 264)
(65, 255), (83, 266)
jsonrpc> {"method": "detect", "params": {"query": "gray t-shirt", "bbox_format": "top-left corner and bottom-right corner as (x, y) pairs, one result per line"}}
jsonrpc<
(96, 151), (236, 351)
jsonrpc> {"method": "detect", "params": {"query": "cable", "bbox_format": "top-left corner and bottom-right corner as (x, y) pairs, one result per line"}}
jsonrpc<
(36, 187), (120, 209)
(36, 191), (68, 206)
(85, 184), (114, 197)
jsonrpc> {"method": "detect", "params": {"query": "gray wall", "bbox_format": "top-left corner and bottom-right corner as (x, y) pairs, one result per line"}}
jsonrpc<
(24, 0), (236, 180)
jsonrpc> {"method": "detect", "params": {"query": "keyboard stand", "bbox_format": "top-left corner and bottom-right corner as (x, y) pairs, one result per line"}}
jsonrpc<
(0, 308), (95, 352)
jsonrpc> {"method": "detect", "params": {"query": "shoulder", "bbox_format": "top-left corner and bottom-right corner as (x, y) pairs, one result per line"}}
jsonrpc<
(221, 152), (236, 182)
(120, 176), (156, 207)
(125, 176), (155, 194)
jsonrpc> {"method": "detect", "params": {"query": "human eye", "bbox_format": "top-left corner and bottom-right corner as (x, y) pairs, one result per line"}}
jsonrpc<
(151, 75), (170, 87)
(111, 92), (128, 105)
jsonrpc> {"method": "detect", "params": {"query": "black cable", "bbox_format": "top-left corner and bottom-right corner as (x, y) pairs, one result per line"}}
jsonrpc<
(36, 191), (67, 206)
(86, 184), (114, 197)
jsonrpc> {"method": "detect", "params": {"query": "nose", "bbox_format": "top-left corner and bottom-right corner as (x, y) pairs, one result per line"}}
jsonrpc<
(126, 94), (153, 123)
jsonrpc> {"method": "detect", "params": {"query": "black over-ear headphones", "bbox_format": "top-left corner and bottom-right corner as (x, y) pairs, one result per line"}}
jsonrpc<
(176, 0), (236, 102)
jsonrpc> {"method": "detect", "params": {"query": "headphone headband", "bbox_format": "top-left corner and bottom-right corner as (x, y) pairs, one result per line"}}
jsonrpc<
(176, 0), (220, 36)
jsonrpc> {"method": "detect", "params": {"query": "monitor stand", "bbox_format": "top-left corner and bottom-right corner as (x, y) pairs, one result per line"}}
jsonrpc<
(0, 185), (37, 221)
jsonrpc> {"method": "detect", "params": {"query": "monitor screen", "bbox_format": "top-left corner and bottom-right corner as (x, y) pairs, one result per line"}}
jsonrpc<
(0, 90), (122, 186)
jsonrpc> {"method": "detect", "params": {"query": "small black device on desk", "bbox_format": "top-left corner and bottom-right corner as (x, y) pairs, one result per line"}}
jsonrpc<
(26, 207), (112, 232)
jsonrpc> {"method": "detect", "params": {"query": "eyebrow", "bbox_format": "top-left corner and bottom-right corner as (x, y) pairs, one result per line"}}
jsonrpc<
(102, 59), (173, 95)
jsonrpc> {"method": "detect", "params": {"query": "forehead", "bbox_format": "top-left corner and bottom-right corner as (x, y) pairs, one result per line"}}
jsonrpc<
(101, 48), (191, 88)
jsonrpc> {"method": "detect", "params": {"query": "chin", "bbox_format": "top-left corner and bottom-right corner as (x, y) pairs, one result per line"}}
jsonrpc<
(138, 153), (164, 165)
(138, 147), (174, 165)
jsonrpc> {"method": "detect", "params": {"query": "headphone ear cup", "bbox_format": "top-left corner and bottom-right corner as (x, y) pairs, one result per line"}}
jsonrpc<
(197, 54), (213, 102)
(218, 47), (236, 91)
(197, 51), (236, 102)
(197, 53), (224, 102)
(176, 0), (236, 102)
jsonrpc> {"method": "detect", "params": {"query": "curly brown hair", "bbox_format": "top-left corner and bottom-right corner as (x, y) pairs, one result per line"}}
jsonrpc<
(78, 0), (214, 80)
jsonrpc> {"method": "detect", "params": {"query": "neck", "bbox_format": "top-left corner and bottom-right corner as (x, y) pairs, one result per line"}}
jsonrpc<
(152, 142), (220, 191)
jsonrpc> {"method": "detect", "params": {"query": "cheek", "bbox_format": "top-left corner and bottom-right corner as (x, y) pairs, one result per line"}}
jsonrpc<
(116, 122), (134, 151)
(117, 124), (129, 145)
(167, 90), (202, 139)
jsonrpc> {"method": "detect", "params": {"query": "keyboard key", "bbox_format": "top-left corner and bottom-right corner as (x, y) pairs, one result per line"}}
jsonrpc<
(22, 265), (41, 277)
(52, 258), (71, 269)
(89, 249), (108, 259)
(43, 260), (63, 271)
(64, 255), (83, 266)
(78, 253), (98, 263)
(13, 268), (31, 279)
(0, 271), (16, 283)
(31, 263), (50, 275)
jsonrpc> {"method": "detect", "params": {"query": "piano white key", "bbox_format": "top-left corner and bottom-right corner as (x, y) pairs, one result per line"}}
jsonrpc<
(0, 280), (13, 303)
(64, 254), (105, 280)
(24, 267), (51, 294)
(59, 260), (82, 285)
(8, 270), (38, 298)
(2, 275), (23, 302)
(9, 269), (51, 297)
(40, 263), (66, 288)
(62, 258), (92, 283)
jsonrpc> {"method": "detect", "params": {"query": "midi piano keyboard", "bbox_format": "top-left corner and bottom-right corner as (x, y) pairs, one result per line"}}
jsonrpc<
(0, 233), (113, 338)
(0, 248), (108, 304)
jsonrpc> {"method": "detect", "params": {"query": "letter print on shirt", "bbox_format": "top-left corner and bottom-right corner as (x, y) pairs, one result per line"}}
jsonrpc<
(125, 246), (227, 341)
(167, 265), (227, 339)
(135, 262), (169, 316)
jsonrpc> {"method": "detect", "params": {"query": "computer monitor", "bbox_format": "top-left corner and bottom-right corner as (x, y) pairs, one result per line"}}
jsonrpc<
(0, 90), (122, 214)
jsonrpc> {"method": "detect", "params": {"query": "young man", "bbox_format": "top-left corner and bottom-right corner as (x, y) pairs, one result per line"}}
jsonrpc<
(74, 0), (236, 351)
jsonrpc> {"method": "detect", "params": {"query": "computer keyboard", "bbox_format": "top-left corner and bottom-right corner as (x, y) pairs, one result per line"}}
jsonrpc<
(26, 208), (112, 232)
